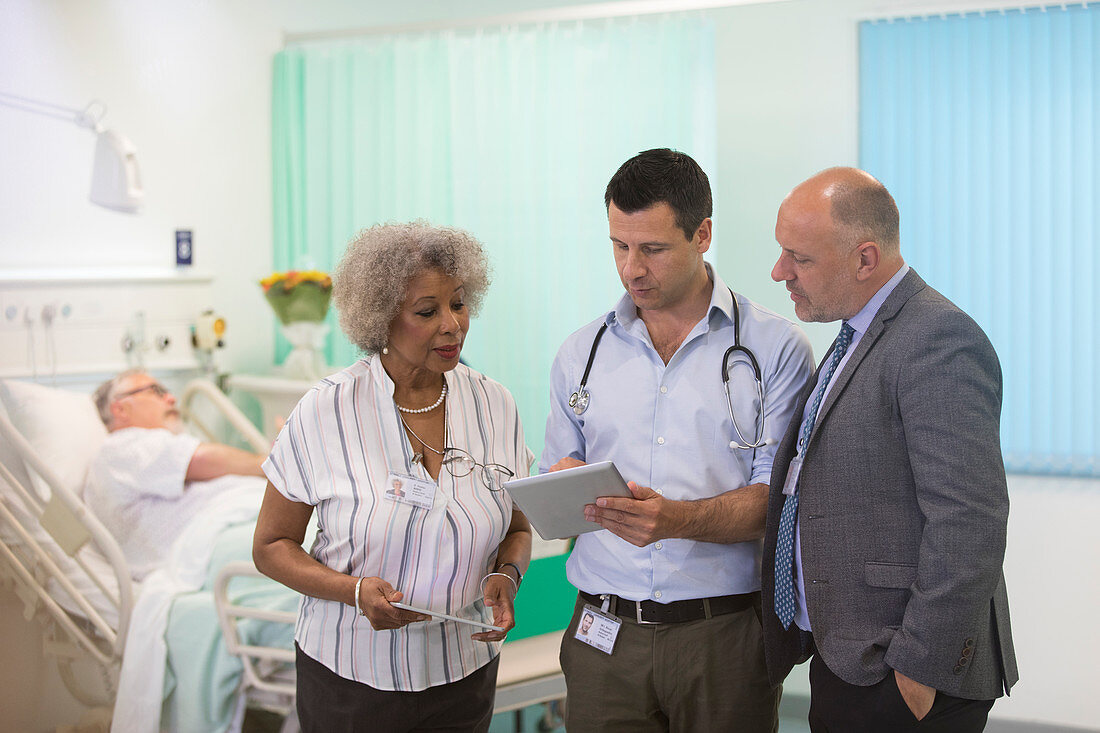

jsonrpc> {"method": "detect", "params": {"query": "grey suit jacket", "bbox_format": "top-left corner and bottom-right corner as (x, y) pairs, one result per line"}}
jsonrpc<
(761, 269), (1019, 700)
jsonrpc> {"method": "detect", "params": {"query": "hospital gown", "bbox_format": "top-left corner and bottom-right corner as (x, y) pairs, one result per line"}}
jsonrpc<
(83, 427), (265, 580)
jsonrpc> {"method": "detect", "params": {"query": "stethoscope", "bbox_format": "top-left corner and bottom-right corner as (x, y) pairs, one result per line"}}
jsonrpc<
(569, 289), (768, 450)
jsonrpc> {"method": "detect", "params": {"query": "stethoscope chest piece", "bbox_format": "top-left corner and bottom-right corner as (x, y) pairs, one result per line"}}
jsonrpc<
(569, 389), (590, 415)
(569, 323), (607, 417)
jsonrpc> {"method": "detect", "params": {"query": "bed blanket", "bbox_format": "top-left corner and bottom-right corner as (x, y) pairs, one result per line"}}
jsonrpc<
(161, 523), (297, 732)
(111, 478), (269, 733)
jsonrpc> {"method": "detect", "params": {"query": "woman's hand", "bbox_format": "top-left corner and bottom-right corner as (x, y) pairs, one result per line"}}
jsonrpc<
(471, 573), (517, 642)
(357, 577), (429, 631)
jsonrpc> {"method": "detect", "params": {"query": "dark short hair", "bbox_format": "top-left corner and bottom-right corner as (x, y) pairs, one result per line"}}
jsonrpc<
(604, 148), (712, 240)
(828, 173), (900, 254)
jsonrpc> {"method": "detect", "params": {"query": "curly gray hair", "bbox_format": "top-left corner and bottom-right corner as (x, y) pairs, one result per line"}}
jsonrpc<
(333, 221), (491, 354)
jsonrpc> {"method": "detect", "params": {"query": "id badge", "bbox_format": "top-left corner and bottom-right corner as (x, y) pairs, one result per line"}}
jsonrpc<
(574, 603), (621, 655)
(384, 472), (435, 509)
(782, 455), (803, 497)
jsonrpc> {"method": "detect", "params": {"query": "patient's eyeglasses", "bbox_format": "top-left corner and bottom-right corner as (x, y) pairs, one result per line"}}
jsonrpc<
(114, 382), (170, 401)
(441, 447), (515, 492)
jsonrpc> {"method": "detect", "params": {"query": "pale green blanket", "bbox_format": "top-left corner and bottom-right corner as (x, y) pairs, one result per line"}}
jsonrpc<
(160, 522), (298, 733)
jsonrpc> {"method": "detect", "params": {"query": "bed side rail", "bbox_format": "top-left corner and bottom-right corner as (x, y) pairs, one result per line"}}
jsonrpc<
(0, 409), (134, 660)
(179, 379), (269, 454)
(214, 561), (296, 699)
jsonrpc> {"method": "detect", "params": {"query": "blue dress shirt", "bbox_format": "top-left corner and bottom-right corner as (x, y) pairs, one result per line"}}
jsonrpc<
(792, 263), (910, 630)
(540, 265), (815, 602)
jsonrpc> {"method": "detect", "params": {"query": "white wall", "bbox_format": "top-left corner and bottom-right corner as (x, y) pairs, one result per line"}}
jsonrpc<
(1, 0), (1095, 730)
(1, 0), (610, 377)
(0, 0), (280, 376)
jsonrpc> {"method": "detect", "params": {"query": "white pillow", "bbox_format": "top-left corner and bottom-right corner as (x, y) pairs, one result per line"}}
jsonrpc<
(0, 380), (121, 628)
(0, 379), (107, 500)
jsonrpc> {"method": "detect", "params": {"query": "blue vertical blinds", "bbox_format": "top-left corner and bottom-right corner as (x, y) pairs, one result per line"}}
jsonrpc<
(860, 5), (1099, 476)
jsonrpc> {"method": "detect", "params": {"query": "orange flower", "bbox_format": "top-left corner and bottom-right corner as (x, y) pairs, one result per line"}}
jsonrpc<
(258, 270), (333, 292)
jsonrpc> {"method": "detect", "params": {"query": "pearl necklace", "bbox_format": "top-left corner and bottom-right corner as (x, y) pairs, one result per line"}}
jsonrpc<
(395, 382), (447, 414)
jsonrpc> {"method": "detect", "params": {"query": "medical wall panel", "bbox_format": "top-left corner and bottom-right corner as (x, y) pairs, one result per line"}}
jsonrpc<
(0, 271), (217, 385)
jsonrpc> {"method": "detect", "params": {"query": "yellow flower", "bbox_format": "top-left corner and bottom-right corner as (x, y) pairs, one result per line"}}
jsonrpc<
(260, 270), (333, 293)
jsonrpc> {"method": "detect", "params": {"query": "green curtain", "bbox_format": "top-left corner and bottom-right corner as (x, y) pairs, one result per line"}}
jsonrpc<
(272, 14), (716, 460)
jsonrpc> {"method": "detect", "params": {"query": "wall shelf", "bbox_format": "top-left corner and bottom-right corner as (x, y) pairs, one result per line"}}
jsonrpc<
(0, 268), (214, 287)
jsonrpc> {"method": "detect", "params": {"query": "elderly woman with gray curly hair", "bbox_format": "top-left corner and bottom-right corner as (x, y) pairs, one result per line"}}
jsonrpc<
(253, 221), (534, 733)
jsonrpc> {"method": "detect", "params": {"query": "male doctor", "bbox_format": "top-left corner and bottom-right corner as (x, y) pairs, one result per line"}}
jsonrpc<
(541, 148), (814, 732)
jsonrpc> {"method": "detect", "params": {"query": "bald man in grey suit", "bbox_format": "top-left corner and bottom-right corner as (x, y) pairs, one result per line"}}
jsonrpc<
(762, 168), (1018, 731)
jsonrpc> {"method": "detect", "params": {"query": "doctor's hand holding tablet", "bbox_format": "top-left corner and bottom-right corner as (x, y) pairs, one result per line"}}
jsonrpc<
(505, 459), (672, 548)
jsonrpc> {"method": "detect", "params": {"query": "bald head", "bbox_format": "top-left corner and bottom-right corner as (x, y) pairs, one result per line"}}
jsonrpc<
(789, 167), (900, 256)
(773, 167), (904, 323)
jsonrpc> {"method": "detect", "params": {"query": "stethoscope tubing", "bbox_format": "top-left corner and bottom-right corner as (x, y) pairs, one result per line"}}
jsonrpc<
(569, 289), (768, 449)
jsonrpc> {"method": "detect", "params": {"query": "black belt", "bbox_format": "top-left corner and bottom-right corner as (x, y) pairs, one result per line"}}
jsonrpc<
(579, 590), (756, 625)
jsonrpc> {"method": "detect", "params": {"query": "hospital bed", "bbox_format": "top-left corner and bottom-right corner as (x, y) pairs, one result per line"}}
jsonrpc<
(0, 376), (566, 731)
(0, 376), (291, 730)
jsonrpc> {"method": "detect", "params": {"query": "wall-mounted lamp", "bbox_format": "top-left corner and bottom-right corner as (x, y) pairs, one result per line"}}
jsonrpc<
(0, 92), (143, 213)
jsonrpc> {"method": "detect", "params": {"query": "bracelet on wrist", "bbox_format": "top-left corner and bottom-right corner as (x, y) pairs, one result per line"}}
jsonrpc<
(480, 571), (518, 597)
(496, 561), (523, 587)
(353, 576), (366, 616)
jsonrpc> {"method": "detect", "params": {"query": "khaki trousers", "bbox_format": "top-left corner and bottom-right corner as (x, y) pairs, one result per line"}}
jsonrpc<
(559, 593), (780, 733)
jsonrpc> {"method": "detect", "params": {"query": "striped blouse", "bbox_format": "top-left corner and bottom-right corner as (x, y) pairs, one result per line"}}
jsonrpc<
(263, 357), (534, 691)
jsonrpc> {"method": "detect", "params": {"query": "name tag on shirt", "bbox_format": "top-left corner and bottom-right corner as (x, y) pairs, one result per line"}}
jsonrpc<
(574, 603), (621, 655)
(384, 472), (435, 509)
(783, 455), (804, 497)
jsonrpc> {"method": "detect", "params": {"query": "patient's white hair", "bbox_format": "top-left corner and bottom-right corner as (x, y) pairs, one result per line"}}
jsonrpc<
(333, 221), (491, 354)
(92, 369), (146, 427)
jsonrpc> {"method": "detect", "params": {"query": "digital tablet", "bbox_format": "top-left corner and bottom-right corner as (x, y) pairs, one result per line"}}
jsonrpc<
(503, 461), (632, 540)
(391, 602), (504, 632)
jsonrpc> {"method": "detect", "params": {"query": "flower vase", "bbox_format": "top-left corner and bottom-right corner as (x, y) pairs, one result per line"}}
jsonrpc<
(279, 321), (329, 381)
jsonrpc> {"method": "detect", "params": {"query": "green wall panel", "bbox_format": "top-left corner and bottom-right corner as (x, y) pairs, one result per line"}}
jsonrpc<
(507, 553), (574, 641)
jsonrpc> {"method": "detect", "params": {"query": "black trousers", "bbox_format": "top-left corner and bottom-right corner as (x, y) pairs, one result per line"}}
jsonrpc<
(808, 654), (994, 733)
(295, 644), (499, 733)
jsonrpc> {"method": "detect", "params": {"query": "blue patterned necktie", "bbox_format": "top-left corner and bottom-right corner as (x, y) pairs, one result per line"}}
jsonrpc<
(774, 322), (855, 629)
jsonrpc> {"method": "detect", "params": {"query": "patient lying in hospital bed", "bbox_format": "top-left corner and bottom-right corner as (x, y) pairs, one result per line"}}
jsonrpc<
(85, 370), (268, 580)
(0, 375), (298, 733)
